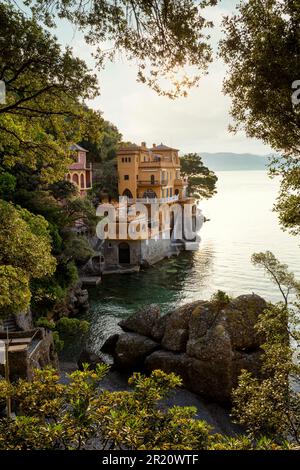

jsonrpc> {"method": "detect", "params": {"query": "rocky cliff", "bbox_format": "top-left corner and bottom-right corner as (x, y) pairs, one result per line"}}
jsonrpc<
(101, 294), (267, 402)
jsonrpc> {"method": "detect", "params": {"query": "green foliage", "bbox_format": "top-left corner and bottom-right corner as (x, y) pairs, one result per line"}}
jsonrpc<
(31, 279), (66, 313)
(180, 153), (217, 199)
(251, 251), (300, 306)
(233, 251), (300, 444)
(220, 0), (300, 155)
(35, 317), (56, 331)
(25, 0), (216, 98)
(52, 331), (64, 354)
(0, 265), (31, 318)
(80, 119), (122, 163)
(49, 180), (77, 201)
(0, 172), (16, 199)
(63, 234), (95, 265)
(0, 366), (290, 450)
(0, 2), (99, 183)
(35, 317), (88, 353)
(220, 0), (300, 236)
(88, 159), (119, 203)
(61, 198), (99, 234)
(210, 290), (231, 309)
(271, 154), (300, 236)
(56, 317), (89, 340)
(0, 200), (56, 317)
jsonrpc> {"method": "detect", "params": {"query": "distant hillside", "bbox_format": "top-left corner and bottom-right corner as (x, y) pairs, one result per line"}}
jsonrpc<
(201, 152), (272, 171)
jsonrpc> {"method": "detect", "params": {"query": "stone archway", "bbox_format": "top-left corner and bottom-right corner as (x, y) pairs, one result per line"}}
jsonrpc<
(72, 173), (79, 185)
(118, 242), (130, 264)
(143, 189), (157, 199)
(80, 173), (85, 189)
(123, 189), (133, 199)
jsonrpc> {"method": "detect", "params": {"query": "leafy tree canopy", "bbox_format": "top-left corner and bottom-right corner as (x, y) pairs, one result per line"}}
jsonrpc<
(80, 119), (122, 163)
(180, 153), (217, 199)
(0, 2), (99, 183)
(0, 200), (56, 317)
(220, 0), (300, 236)
(24, 0), (217, 98)
(220, 0), (300, 155)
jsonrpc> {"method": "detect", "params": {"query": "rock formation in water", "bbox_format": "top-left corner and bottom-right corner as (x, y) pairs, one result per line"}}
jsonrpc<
(102, 294), (267, 402)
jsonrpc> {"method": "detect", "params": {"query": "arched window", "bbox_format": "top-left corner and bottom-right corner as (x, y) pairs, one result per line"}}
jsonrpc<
(143, 189), (157, 199)
(80, 173), (85, 188)
(119, 242), (130, 264)
(72, 173), (79, 185)
(150, 174), (155, 185)
(175, 189), (179, 195)
(66, 173), (71, 180)
(122, 189), (133, 199)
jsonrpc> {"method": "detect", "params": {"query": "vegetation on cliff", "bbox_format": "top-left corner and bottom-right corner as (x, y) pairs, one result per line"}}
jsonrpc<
(0, 366), (289, 450)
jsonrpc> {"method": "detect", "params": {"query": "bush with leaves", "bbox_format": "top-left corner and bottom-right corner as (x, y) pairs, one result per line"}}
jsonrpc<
(0, 200), (56, 318)
(180, 153), (217, 200)
(0, 366), (293, 450)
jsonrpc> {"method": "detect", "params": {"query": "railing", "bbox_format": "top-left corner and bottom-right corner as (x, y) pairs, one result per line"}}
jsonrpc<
(137, 179), (168, 186)
(136, 195), (179, 204)
(137, 180), (161, 186)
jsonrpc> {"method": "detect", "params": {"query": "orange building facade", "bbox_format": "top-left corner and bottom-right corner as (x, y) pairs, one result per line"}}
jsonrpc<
(94, 142), (200, 274)
(117, 142), (188, 202)
(66, 144), (92, 197)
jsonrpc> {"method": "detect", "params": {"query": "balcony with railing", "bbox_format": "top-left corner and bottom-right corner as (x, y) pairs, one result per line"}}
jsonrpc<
(139, 159), (176, 168)
(136, 194), (179, 204)
(137, 179), (168, 187)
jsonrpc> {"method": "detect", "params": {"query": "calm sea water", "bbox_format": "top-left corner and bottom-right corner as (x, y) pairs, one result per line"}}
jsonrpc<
(86, 171), (300, 353)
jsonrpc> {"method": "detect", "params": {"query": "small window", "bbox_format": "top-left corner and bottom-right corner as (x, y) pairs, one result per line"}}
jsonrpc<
(122, 157), (124, 162)
(124, 175), (129, 180)
(128, 157), (131, 162)
(125, 157), (127, 162)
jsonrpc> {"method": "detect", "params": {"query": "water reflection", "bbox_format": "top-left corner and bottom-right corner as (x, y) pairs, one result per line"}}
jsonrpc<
(86, 171), (300, 354)
(86, 248), (215, 353)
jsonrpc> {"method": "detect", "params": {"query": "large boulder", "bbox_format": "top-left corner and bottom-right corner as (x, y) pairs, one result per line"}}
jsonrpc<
(109, 294), (267, 402)
(114, 333), (160, 369)
(101, 334), (119, 354)
(187, 301), (222, 358)
(145, 350), (190, 383)
(119, 305), (160, 337)
(161, 301), (203, 352)
(151, 312), (170, 342)
(184, 356), (233, 402)
(221, 294), (267, 350)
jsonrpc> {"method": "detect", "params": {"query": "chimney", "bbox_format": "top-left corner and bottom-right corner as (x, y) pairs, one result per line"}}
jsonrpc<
(141, 141), (146, 148)
(152, 143), (156, 148)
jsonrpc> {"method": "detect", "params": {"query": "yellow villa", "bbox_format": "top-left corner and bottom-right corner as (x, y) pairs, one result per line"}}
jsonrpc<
(94, 142), (200, 274)
(117, 142), (188, 202)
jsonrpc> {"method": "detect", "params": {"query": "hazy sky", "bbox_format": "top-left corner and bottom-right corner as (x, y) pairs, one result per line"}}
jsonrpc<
(24, 0), (272, 155)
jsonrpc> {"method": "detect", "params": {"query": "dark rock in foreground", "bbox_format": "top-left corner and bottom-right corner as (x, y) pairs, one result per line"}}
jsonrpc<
(105, 294), (267, 402)
(114, 332), (160, 369)
(78, 348), (114, 370)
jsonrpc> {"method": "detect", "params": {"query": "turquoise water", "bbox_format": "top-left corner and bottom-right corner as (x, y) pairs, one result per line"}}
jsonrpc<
(86, 171), (300, 353)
